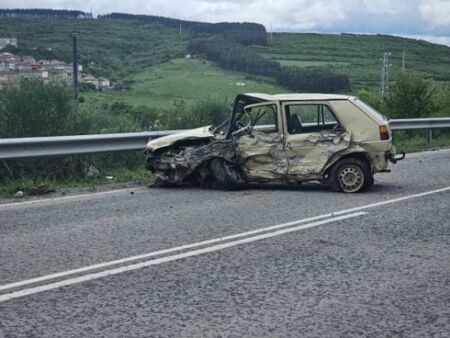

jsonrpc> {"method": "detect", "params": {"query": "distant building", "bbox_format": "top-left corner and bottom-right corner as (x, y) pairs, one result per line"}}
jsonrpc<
(0, 52), (82, 89)
(81, 74), (99, 89)
(81, 74), (111, 90)
(98, 77), (111, 88)
(0, 38), (17, 50)
(0, 52), (110, 90)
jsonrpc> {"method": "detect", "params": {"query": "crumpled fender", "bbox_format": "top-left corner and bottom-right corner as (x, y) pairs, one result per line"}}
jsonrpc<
(321, 145), (371, 175)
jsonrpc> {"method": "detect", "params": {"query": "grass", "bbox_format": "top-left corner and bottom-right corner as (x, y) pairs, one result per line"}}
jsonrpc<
(252, 33), (450, 91)
(393, 130), (450, 153)
(83, 58), (289, 109)
(0, 166), (151, 197)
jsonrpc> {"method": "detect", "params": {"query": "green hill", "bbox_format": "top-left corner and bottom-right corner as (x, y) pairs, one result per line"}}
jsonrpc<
(85, 58), (287, 109)
(0, 17), (191, 82)
(1, 17), (450, 105)
(252, 33), (450, 90)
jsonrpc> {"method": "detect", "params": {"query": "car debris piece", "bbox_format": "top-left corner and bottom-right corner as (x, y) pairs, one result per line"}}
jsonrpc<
(146, 93), (404, 193)
(22, 185), (55, 196)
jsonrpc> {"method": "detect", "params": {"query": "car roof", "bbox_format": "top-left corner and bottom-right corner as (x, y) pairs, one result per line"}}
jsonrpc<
(243, 93), (354, 102)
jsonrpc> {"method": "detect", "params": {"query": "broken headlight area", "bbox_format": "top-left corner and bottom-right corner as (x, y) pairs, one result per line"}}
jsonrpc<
(146, 139), (246, 188)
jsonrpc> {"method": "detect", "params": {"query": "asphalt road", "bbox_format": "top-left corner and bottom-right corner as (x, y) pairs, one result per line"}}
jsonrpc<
(0, 149), (449, 337)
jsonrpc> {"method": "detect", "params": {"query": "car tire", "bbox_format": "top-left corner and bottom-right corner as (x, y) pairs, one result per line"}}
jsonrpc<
(209, 158), (244, 190)
(327, 157), (372, 193)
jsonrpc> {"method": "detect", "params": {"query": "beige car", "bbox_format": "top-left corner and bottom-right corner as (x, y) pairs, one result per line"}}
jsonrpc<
(146, 93), (404, 193)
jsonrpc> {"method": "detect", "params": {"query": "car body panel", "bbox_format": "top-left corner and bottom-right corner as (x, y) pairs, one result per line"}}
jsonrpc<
(237, 131), (288, 181)
(285, 129), (352, 178)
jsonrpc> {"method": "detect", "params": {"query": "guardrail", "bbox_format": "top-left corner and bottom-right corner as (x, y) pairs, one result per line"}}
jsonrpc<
(389, 118), (450, 146)
(1, 118), (449, 161)
(0, 130), (181, 161)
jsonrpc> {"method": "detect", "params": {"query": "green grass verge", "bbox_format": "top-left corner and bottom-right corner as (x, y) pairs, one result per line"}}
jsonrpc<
(394, 137), (450, 153)
(0, 167), (151, 197)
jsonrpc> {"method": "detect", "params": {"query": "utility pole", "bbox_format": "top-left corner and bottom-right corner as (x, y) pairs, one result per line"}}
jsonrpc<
(72, 33), (78, 100)
(380, 52), (391, 96)
(269, 22), (273, 44)
(402, 49), (405, 71)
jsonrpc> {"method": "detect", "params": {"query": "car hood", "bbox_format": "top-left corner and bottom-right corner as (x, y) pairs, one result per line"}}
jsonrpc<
(146, 125), (214, 151)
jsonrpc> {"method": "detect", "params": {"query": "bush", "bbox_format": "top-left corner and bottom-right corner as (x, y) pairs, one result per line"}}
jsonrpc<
(0, 79), (75, 138)
(357, 89), (386, 113)
(165, 96), (230, 129)
(384, 73), (438, 118)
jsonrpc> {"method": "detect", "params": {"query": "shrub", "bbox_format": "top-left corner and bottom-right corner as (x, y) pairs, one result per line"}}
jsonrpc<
(385, 73), (438, 118)
(0, 79), (74, 138)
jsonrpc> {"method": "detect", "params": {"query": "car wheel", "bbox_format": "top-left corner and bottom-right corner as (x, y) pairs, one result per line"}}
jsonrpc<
(327, 158), (372, 193)
(209, 158), (245, 189)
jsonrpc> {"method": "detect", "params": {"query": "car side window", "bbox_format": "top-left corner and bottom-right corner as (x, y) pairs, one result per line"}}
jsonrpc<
(242, 104), (278, 132)
(286, 104), (338, 134)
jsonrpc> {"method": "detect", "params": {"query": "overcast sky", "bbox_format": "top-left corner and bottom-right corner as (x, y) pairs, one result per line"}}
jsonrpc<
(2, 0), (450, 45)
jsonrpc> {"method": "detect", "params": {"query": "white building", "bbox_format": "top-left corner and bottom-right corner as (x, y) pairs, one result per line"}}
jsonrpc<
(0, 38), (18, 50)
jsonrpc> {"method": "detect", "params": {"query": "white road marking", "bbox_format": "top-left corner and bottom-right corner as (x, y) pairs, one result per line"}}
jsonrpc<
(333, 185), (450, 215)
(0, 187), (145, 209)
(0, 211), (353, 292)
(0, 212), (366, 303)
(1, 185), (450, 294)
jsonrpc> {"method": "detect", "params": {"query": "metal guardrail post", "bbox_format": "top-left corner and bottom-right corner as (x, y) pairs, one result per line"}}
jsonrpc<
(426, 129), (433, 147)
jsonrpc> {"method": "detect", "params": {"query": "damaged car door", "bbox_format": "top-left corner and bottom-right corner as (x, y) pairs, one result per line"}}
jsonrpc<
(282, 102), (351, 179)
(235, 102), (288, 181)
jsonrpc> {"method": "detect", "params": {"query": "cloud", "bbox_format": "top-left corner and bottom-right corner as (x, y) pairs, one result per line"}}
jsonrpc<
(361, 0), (401, 14)
(420, 0), (450, 27)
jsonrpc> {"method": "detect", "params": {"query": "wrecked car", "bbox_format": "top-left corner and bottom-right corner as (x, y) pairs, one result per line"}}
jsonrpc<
(146, 93), (404, 193)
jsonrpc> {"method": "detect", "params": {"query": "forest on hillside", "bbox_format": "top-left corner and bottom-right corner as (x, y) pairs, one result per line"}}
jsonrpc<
(0, 8), (352, 93)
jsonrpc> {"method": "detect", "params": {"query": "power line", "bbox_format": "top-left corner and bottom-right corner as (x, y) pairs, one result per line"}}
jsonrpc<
(269, 22), (273, 44)
(402, 49), (405, 71)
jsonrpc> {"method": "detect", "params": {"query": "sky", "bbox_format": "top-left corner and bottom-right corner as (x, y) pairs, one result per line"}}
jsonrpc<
(1, 0), (450, 46)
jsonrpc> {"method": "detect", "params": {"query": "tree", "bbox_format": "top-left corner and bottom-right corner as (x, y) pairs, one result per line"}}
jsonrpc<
(385, 73), (438, 118)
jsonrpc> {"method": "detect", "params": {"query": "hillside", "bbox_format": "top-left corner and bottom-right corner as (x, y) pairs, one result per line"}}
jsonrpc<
(0, 17), (191, 83)
(1, 15), (450, 104)
(252, 33), (450, 90)
(85, 58), (287, 109)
